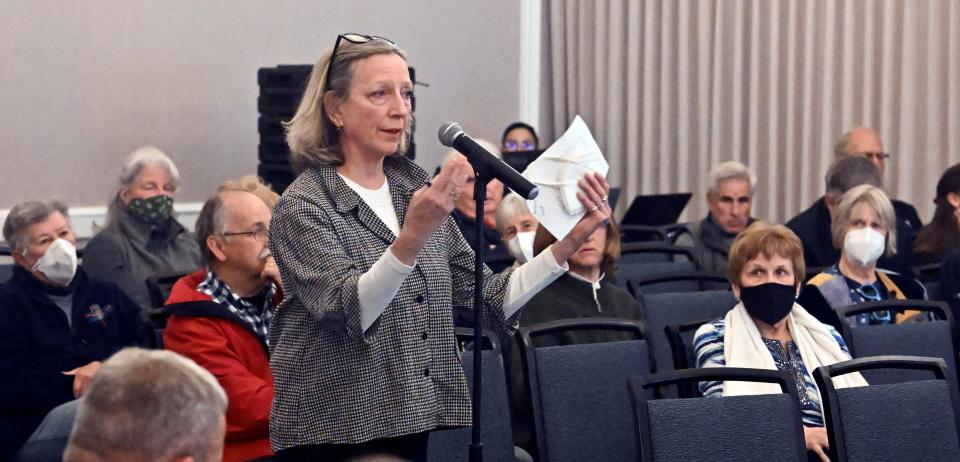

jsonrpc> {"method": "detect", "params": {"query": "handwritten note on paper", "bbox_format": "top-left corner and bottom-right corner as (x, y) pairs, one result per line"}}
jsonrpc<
(523, 116), (609, 241)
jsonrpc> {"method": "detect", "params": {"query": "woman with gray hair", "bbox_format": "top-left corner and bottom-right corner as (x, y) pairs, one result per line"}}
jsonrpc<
(83, 147), (202, 312)
(269, 33), (611, 459)
(797, 184), (926, 332)
(496, 193), (539, 265)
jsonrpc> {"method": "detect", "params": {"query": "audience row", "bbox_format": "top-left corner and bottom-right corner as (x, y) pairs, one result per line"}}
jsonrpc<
(1, 121), (959, 461)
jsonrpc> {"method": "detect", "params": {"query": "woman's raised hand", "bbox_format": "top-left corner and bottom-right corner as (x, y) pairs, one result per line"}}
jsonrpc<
(549, 172), (612, 265)
(392, 154), (472, 265)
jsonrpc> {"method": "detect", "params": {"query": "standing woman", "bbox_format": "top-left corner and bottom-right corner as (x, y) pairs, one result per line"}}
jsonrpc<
(83, 147), (202, 312)
(269, 34), (611, 460)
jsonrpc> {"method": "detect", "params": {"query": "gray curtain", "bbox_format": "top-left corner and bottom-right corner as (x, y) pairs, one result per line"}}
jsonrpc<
(540, 0), (960, 224)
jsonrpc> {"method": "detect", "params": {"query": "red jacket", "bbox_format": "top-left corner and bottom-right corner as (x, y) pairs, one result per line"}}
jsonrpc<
(163, 269), (276, 462)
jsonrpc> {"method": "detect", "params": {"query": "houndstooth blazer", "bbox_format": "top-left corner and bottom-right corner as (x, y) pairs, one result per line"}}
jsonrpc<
(267, 155), (518, 449)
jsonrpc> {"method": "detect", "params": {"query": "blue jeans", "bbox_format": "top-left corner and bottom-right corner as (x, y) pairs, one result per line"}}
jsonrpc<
(13, 399), (79, 462)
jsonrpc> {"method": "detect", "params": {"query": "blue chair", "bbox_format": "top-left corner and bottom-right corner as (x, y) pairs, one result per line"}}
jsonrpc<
(619, 242), (695, 265)
(519, 318), (650, 462)
(626, 270), (728, 297)
(836, 300), (959, 385)
(639, 290), (736, 394)
(428, 329), (519, 462)
(814, 355), (960, 462)
(629, 368), (807, 461)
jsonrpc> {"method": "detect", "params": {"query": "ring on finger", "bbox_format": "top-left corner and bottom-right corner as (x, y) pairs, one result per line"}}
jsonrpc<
(600, 195), (608, 202)
(589, 205), (600, 213)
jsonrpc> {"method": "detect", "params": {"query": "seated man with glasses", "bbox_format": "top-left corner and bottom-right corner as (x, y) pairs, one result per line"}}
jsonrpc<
(162, 189), (282, 462)
(834, 126), (923, 233)
(787, 155), (916, 276)
(798, 184), (926, 332)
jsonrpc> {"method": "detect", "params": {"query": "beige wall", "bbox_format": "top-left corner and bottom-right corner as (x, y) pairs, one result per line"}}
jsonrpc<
(0, 1), (522, 209)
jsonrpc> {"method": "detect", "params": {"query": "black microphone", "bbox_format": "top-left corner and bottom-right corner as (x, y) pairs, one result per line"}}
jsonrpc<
(438, 122), (540, 200)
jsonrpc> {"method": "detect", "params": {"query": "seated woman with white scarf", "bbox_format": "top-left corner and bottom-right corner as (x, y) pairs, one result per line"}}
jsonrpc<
(693, 221), (868, 462)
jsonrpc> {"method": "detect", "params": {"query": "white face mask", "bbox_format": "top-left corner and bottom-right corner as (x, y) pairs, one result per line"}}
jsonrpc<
(31, 238), (78, 286)
(506, 231), (536, 263)
(843, 227), (886, 267)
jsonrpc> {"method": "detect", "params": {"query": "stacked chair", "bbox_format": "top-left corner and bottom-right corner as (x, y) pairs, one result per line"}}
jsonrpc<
(256, 65), (312, 194)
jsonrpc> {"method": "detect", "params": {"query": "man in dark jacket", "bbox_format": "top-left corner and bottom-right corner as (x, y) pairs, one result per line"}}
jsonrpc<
(0, 200), (142, 459)
(676, 161), (757, 275)
(834, 126), (923, 232)
(163, 190), (280, 462)
(787, 156), (915, 275)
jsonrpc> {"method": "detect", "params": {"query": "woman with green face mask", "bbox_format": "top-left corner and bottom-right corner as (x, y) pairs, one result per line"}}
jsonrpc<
(83, 147), (202, 315)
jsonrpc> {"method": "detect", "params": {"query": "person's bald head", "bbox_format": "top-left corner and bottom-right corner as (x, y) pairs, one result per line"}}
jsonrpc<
(835, 127), (888, 174)
(195, 190), (271, 266)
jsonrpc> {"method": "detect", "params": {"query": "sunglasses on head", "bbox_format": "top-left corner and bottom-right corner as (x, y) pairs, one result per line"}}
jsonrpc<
(323, 33), (397, 92)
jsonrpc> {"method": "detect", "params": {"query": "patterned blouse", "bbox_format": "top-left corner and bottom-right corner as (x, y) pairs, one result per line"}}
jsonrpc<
(693, 318), (851, 427)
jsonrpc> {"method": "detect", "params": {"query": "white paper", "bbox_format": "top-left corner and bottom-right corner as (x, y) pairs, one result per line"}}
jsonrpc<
(523, 115), (609, 241)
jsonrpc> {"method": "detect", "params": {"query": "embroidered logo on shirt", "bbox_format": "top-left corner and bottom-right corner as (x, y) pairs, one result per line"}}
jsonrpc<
(84, 304), (114, 327)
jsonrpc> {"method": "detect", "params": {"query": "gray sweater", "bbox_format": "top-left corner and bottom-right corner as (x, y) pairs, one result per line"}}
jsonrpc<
(82, 209), (201, 313)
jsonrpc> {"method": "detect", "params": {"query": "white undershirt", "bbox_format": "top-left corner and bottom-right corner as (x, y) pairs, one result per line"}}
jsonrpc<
(339, 174), (401, 236)
(340, 174), (567, 332)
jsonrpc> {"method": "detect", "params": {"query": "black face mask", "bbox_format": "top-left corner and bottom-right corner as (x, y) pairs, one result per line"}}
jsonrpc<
(739, 282), (796, 325)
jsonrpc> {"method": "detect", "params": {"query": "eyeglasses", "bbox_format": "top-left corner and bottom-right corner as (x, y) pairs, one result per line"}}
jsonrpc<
(858, 152), (892, 162)
(503, 140), (536, 151)
(323, 33), (397, 92)
(222, 228), (269, 243)
(853, 282), (892, 324)
(855, 283), (882, 302)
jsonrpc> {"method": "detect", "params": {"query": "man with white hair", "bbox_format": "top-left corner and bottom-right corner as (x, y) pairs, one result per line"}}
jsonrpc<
(0, 200), (143, 459)
(677, 161), (757, 275)
(63, 348), (228, 462)
(834, 126), (923, 232)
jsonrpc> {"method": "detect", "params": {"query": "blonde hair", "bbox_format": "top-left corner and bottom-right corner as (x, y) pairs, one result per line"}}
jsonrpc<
(727, 221), (806, 289)
(218, 175), (280, 211)
(831, 184), (898, 257)
(285, 38), (409, 172)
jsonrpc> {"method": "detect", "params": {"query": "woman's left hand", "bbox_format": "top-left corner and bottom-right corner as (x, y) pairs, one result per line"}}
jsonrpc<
(551, 172), (611, 265)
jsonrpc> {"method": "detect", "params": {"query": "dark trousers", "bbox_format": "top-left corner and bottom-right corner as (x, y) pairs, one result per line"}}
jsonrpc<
(275, 431), (430, 462)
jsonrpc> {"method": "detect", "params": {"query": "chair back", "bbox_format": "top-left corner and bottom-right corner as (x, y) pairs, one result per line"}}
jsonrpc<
(836, 300), (959, 384)
(428, 329), (516, 462)
(814, 356), (960, 462)
(640, 291), (737, 380)
(519, 318), (650, 462)
(615, 261), (696, 290)
(627, 270), (728, 297)
(629, 368), (807, 462)
(619, 242), (695, 265)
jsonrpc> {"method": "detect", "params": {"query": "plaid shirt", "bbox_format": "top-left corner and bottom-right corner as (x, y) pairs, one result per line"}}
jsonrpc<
(268, 155), (518, 449)
(197, 269), (276, 344)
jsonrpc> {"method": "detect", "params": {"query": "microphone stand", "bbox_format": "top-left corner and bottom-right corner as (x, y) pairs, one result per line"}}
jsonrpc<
(469, 163), (489, 462)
